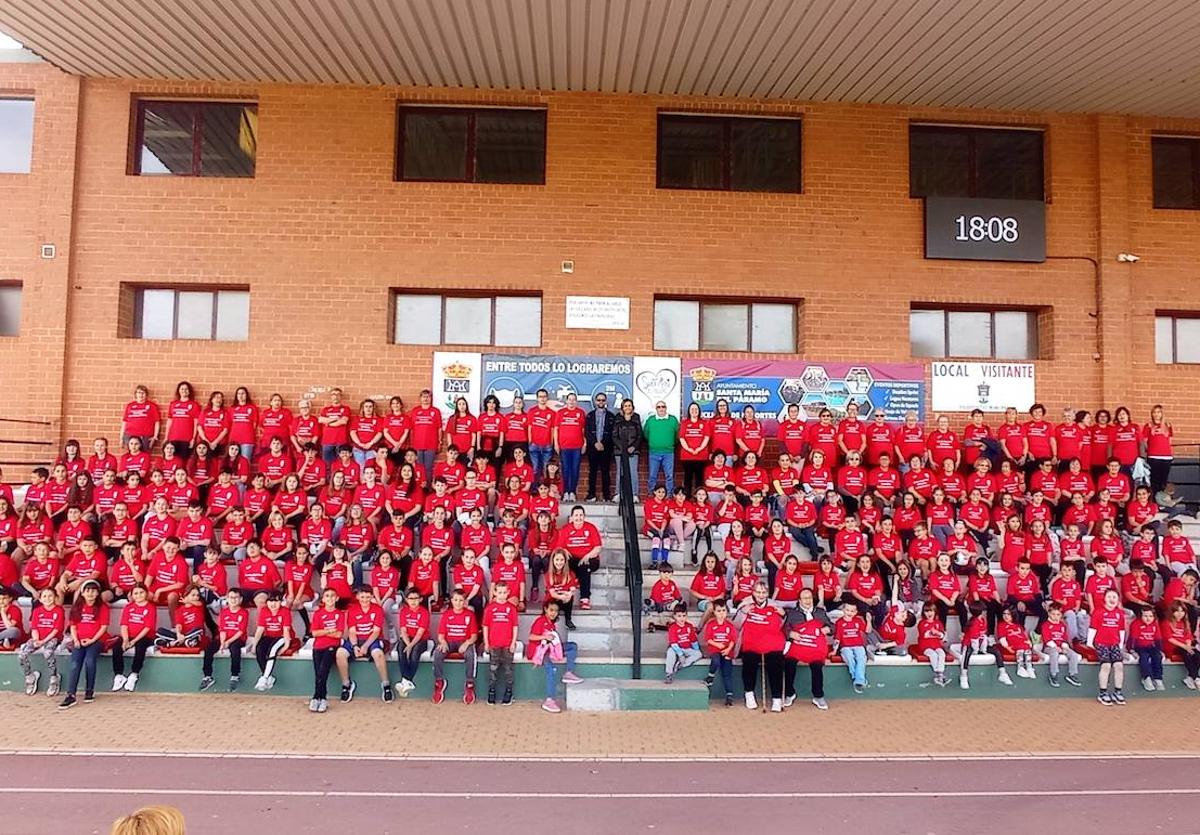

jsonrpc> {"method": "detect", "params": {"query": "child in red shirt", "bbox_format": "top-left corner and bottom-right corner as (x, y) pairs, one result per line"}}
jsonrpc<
(1128, 606), (1164, 692)
(914, 602), (950, 686)
(483, 582), (520, 705)
(702, 599), (738, 706)
(664, 603), (702, 684)
(644, 563), (682, 631)
(834, 600), (868, 692)
(996, 606), (1034, 682)
(1088, 588), (1127, 705)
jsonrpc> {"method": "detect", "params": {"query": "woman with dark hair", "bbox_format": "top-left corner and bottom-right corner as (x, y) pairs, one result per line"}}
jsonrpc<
(678, 402), (711, 496)
(229, 386), (259, 462)
(1143, 404), (1174, 495)
(1091, 409), (1113, 482)
(196, 391), (230, 452)
(166, 381), (200, 459)
(1111, 406), (1140, 478)
(478, 394), (505, 465)
(611, 399), (644, 503)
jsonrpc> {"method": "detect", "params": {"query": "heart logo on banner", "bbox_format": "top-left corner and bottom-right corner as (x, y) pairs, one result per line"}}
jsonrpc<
(636, 368), (678, 400)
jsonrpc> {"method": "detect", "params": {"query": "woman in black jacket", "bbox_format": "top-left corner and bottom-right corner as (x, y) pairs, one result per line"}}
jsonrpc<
(611, 399), (644, 503)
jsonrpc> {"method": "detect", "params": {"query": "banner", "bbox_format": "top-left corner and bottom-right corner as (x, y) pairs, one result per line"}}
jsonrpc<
(931, 361), (1035, 413)
(482, 354), (634, 412)
(632, 356), (681, 419)
(682, 359), (925, 431)
(431, 351), (483, 420)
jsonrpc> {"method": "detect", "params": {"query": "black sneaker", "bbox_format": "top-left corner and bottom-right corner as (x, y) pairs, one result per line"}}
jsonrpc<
(1112, 690), (1126, 705)
(487, 688), (497, 705)
(83, 691), (95, 703)
(565, 619), (577, 631)
(703, 672), (715, 687)
(58, 694), (77, 710)
(1065, 674), (1082, 687)
(502, 690), (513, 706)
(341, 681), (356, 703)
(1097, 691), (1112, 706)
(724, 693), (734, 707)
(228, 676), (240, 692)
(382, 683), (395, 703)
(199, 676), (215, 691)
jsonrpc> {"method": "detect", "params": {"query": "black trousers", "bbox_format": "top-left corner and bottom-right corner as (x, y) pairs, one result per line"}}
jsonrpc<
(112, 636), (153, 676)
(312, 646), (337, 700)
(784, 658), (825, 699)
(740, 650), (784, 699)
(681, 461), (707, 496)
(586, 448), (613, 499)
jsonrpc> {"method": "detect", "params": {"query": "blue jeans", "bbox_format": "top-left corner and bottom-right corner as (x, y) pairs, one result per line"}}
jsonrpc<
(67, 641), (102, 696)
(560, 448), (582, 495)
(398, 639), (429, 682)
(530, 444), (553, 480)
(238, 443), (256, 462)
(1137, 646), (1163, 680)
(841, 646), (867, 686)
(352, 448), (372, 468)
(708, 653), (734, 695)
(647, 452), (674, 494)
(542, 641), (578, 699)
(789, 524), (820, 559)
(321, 444), (339, 465)
(416, 450), (437, 484)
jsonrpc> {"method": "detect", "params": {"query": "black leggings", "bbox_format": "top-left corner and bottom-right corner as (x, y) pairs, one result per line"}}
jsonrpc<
(1177, 648), (1200, 679)
(112, 636), (153, 676)
(961, 643), (1004, 671)
(681, 461), (706, 496)
(740, 650), (784, 699)
(933, 598), (968, 625)
(570, 556), (599, 600)
(203, 639), (244, 678)
(312, 647), (337, 700)
(255, 636), (288, 677)
(783, 658), (825, 699)
(1149, 458), (1173, 496)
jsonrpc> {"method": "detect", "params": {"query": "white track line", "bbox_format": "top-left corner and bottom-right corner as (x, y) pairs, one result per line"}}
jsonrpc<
(1, 749), (1198, 763)
(0, 787), (1197, 800)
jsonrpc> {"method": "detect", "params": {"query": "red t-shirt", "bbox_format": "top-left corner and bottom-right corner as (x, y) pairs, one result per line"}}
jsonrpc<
(1092, 607), (1127, 646)
(409, 406), (442, 451)
(167, 399), (201, 442)
(528, 406), (557, 447)
(483, 601), (520, 649)
(835, 615), (867, 648)
(554, 407), (586, 450)
(311, 607), (347, 650)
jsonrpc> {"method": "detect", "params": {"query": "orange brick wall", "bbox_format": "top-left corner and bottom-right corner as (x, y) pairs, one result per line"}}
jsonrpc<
(2, 62), (1199, 452)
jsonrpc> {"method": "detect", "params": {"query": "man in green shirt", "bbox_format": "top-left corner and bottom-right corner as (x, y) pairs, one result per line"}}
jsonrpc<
(643, 401), (679, 495)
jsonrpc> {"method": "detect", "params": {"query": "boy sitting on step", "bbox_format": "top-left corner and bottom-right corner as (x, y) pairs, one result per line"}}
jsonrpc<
(664, 603), (702, 684)
(644, 563), (683, 631)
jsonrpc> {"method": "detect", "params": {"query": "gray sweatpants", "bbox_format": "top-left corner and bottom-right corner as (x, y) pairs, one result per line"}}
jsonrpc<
(1044, 642), (1080, 677)
(433, 641), (478, 681)
(19, 638), (59, 678)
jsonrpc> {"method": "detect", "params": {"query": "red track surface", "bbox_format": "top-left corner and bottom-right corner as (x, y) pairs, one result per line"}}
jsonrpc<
(2, 753), (1196, 834)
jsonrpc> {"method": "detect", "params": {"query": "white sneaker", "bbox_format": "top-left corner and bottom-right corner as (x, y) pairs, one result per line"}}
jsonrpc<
(308, 698), (320, 712)
(401, 678), (416, 694)
(1183, 677), (1196, 690)
(123, 673), (138, 692)
(959, 672), (970, 690)
(24, 672), (40, 696)
(744, 692), (758, 710)
(255, 676), (269, 691)
(1141, 677), (1155, 692)
(770, 698), (782, 713)
(266, 676), (276, 690)
(783, 694), (796, 708)
(111, 674), (127, 692)
(998, 669), (1014, 686)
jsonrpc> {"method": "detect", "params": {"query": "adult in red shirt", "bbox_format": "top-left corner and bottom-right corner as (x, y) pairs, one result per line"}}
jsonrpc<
(836, 401), (866, 461)
(708, 400), (737, 460)
(1143, 404), (1174, 495)
(318, 388), (352, 466)
(925, 415), (961, 470)
(258, 393), (293, 455)
(804, 410), (838, 465)
(228, 386), (259, 461)
(350, 398), (384, 468)
(734, 406), (766, 459)
(477, 395), (506, 463)
(525, 388), (557, 480)
(381, 396), (411, 459)
(1090, 409), (1114, 480)
(961, 409), (992, 469)
(122, 385), (162, 450)
(289, 400), (320, 456)
(1109, 406), (1141, 473)
(1056, 409), (1090, 473)
(166, 381), (201, 459)
(554, 392), (587, 501)
(995, 407), (1027, 469)
(555, 506), (602, 610)
(735, 580), (785, 711)
(196, 391), (230, 451)
(892, 412), (926, 472)
(1022, 404), (1056, 472)
(409, 389), (443, 482)
(444, 397), (479, 461)
(864, 410), (895, 467)
(777, 403), (806, 459)
(679, 402), (712, 496)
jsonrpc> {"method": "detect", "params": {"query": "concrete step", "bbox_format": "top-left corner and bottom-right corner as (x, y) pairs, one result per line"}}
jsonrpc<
(565, 676), (710, 711)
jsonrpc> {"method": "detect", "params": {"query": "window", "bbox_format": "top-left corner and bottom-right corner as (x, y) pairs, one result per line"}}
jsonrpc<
(1155, 314), (1200, 363)
(909, 125), (1044, 200)
(910, 307), (1038, 359)
(653, 299), (797, 352)
(397, 107), (546, 184)
(133, 288), (249, 340)
(0, 98), (34, 173)
(1152, 137), (1200, 209)
(0, 283), (20, 335)
(393, 292), (541, 346)
(657, 114), (801, 192)
(134, 100), (257, 177)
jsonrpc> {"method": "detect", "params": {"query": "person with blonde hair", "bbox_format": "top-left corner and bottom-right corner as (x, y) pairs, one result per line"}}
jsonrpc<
(111, 805), (185, 834)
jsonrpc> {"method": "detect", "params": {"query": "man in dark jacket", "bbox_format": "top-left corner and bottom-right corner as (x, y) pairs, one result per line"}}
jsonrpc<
(584, 393), (615, 502)
(611, 399), (644, 503)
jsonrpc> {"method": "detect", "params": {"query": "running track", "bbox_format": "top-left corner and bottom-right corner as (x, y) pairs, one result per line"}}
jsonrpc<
(1, 752), (1196, 834)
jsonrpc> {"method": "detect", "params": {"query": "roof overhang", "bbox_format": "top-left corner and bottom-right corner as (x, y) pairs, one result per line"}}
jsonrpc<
(1, 0), (1198, 117)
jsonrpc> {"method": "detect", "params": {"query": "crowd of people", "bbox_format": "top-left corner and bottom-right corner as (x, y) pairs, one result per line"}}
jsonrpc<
(0, 380), (1198, 714)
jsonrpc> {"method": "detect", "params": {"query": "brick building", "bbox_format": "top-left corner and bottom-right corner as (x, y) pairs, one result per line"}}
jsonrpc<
(1, 3), (1199, 452)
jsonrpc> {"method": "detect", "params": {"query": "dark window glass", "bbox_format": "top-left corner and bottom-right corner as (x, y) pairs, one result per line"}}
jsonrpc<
(1151, 137), (1200, 209)
(397, 107), (546, 184)
(658, 114), (802, 192)
(136, 101), (257, 177)
(731, 119), (801, 192)
(909, 126), (1043, 200)
(475, 110), (546, 184)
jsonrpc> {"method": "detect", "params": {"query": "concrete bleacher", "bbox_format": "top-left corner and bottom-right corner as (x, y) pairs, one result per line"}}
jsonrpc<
(2, 500), (1199, 706)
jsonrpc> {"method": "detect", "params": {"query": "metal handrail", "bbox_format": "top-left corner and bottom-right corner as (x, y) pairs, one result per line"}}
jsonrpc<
(616, 448), (644, 679)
